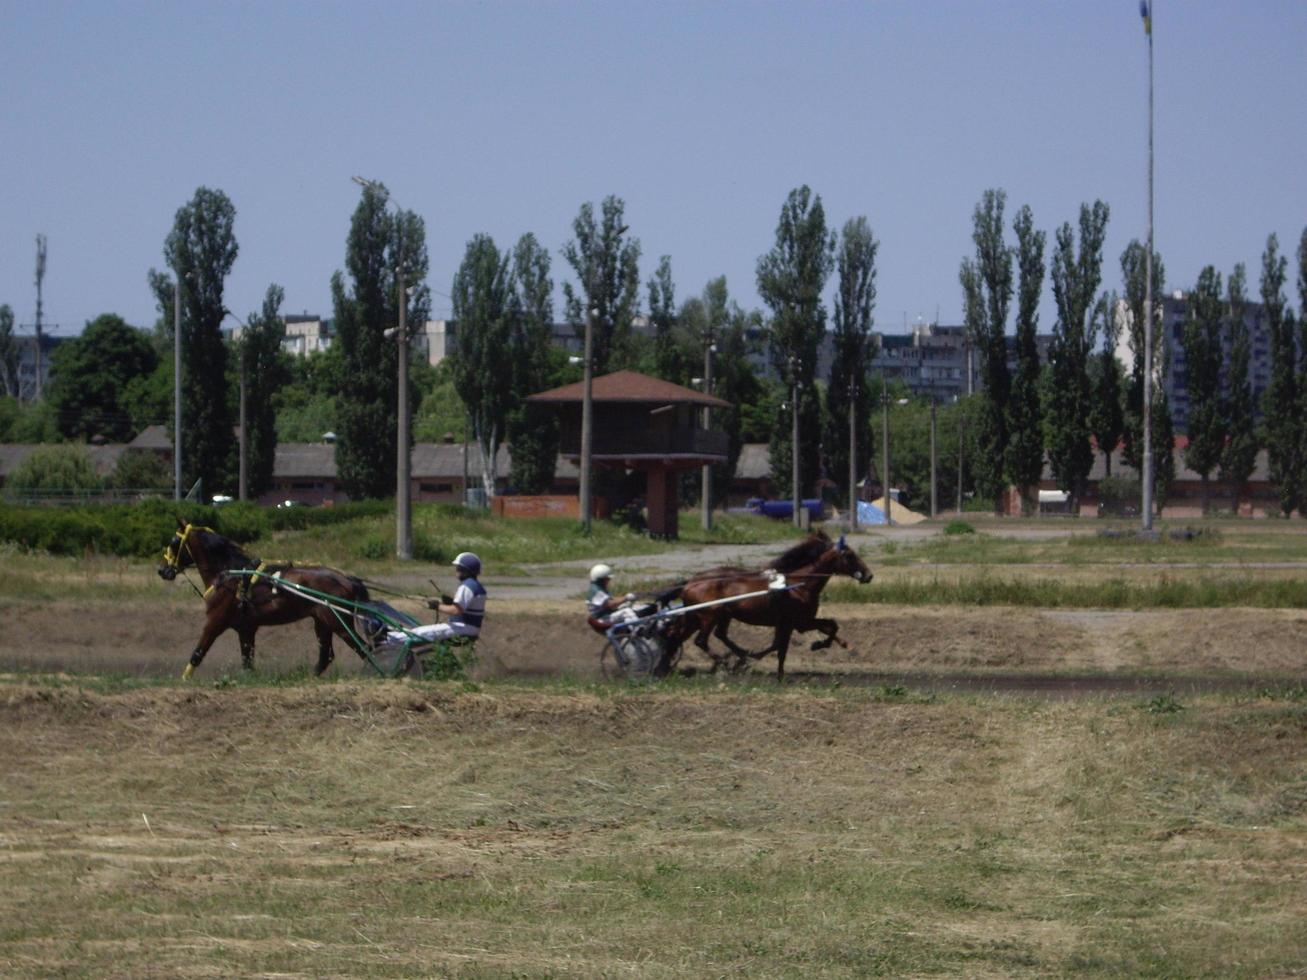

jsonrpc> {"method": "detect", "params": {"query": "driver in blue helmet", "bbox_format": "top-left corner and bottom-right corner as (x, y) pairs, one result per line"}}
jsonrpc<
(386, 552), (486, 644)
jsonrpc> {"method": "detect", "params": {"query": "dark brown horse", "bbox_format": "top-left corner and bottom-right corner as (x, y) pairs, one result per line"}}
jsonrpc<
(157, 519), (371, 678)
(664, 532), (872, 680)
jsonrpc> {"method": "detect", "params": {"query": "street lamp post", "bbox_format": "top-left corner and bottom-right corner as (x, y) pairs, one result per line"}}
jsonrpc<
(848, 380), (858, 531)
(173, 279), (182, 501)
(701, 342), (715, 532)
(881, 383), (891, 527)
(789, 356), (801, 529)
(352, 175), (411, 560)
(1141, 0), (1156, 532)
(221, 309), (250, 502)
(929, 394), (938, 519)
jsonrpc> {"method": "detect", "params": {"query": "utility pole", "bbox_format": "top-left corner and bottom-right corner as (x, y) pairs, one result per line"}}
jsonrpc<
(956, 403), (965, 514)
(396, 243), (411, 560)
(1141, 0), (1156, 532)
(579, 305), (596, 533)
(33, 235), (46, 400)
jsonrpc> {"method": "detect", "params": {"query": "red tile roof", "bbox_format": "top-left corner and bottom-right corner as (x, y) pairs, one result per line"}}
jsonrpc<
(527, 370), (731, 408)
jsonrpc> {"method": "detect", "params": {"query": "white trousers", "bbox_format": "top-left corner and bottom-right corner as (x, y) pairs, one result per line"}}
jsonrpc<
(385, 621), (479, 645)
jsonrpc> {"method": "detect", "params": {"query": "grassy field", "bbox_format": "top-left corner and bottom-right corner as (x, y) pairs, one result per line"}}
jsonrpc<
(3, 516), (1306, 975)
(2, 680), (1305, 977)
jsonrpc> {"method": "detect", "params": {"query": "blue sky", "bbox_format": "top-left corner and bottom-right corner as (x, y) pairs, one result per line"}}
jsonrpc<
(3, 1), (1304, 340)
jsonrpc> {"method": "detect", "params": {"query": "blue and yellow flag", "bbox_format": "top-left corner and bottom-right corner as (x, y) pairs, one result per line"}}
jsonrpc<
(1140, 0), (1152, 35)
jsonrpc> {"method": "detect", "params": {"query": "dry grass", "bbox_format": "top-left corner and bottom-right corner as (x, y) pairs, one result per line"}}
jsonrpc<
(2, 681), (1306, 977)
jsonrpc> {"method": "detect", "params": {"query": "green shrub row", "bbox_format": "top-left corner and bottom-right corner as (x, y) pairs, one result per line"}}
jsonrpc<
(0, 499), (391, 557)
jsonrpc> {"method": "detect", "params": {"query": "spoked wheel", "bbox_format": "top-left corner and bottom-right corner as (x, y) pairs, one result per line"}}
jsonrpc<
(602, 632), (663, 681)
(370, 643), (424, 679)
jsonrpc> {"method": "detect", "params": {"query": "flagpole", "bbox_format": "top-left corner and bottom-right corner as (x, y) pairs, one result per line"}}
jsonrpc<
(1141, 0), (1155, 532)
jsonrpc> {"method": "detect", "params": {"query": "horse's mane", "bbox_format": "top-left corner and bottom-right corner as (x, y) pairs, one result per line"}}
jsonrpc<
(768, 532), (832, 573)
(198, 529), (257, 569)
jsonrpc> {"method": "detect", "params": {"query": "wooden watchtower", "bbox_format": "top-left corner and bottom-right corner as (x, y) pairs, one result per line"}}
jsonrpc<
(527, 370), (731, 539)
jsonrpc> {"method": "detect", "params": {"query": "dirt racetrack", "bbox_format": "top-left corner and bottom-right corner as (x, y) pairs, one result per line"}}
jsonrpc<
(3, 596), (1305, 687)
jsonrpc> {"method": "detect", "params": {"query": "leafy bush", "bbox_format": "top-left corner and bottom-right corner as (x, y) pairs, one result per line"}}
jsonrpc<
(0, 498), (396, 557)
(6, 445), (103, 494)
(1097, 476), (1142, 517)
(943, 519), (975, 536)
(109, 450), (171, 491)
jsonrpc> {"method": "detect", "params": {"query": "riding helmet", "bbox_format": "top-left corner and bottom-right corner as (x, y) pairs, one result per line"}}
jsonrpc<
(589, 563), (613, 583)
(452, 552), (482, 576)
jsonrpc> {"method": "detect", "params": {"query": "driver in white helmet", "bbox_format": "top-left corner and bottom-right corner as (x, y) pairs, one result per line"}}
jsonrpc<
(386, 552), (486, 644)
(586, 563), (639, 631)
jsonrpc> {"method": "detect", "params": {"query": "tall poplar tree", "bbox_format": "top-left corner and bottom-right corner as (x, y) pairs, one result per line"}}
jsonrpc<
(561, 196), (641, 375)
(824, 216), (878, 502)
(239, 285), (291, 499)
(332, 182), (430, 500)
(1181, 266), (1226, 514)
(0, 305), (17, 398)
(1045, 201), (1110, 512)
(756, 185), (834, 497)
(1260, 233), (1299, 516)
(1219, 264), (1256, 513)
(959, 189), (1014, 511)
(157, 186), (239, 497)
(1006, 205), (1046, 513)
(506, 233), (558, 494)
(1088, 293), (1125, 479)
(1120, 238), (1172, 512)
(647, 256), (680, 381)
(450, 234), (513, 499)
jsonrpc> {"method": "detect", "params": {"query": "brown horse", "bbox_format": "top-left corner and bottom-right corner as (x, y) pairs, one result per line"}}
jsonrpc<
(664, 532), (872, 680)
(157, 519), (371, 678)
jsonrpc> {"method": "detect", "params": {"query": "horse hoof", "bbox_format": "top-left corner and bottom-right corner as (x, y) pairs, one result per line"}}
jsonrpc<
(182, 664), (195, 680)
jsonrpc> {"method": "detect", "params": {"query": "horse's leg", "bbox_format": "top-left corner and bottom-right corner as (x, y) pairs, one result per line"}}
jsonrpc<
(182, 612), (232, 679)
(775, 625), (794, 682)
(806, 617), (849, 651)
(313, 616), (336, 676)
(238, 626), (257, 671)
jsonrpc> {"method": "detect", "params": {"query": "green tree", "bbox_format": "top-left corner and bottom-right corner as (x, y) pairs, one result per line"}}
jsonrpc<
(677, 277), (759, 507)
(155, 187), (240, 497)
(824, 216), (878, 503)
(0, 304), (18, 398)
(1260, 233), (1299, 516)
(959, 190), (1015, 513)
(237, 285), (291, 498)
(506, 233), (559, 494)
(450, 234), (513, 499)
(45, 314), (157, 442)
(647, 255), (682, 381)
(1181, 266), (1227, 514)
(1219, 264), (1257, 513)
(1045, 201), (1110, 512)
(1006, 205), (1047, 513)
(332, 182), (430, 499)
(561, 196), (641, 375)
(1153, 387), (1177, 513)
(6, 444), (102, 496)
(1087, 292), (1126, 480)
(1120, 239), (1166, 478)
(756, 185), (834, 498)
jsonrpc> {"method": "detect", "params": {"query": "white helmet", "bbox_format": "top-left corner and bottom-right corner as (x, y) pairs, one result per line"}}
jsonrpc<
(452, 552), (481, 576)
(589, 563), (613, 583)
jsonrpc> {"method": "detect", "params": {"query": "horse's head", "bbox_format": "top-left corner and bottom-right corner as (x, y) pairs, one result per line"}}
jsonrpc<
(833, 535), (873, 584)
(158, 521), (201, 581)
